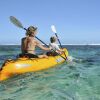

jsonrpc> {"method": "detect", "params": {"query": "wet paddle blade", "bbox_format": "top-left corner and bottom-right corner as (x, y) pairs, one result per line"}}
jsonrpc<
(51, 25), (57, 33)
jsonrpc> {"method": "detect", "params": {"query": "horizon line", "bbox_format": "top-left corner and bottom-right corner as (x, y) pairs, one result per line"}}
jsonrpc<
(1, 43), (100, 45)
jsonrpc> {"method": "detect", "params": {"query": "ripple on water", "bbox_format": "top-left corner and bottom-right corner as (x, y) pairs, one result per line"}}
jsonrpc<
(0, 45), (100, 100)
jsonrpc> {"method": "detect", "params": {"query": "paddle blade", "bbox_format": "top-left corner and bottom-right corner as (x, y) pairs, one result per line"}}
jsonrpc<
(51, 25), (57, 33)
(10, 16), (24, 29)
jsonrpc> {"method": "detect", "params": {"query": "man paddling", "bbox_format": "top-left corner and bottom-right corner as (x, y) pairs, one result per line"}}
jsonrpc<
(21, 26), (50, 58)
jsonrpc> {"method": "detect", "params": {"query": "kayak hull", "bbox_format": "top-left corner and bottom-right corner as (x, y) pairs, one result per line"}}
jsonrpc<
(0, 48), (68, 81)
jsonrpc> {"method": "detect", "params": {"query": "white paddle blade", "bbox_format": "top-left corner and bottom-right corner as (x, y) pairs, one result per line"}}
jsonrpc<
(51, 25), (57, 33)
(10, 16), (24, 29)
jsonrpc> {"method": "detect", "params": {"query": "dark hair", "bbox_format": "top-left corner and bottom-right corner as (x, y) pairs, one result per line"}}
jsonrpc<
(26, 26), (37, 36)
(50, 37), (56, 43)
(27, 26), (37, 32)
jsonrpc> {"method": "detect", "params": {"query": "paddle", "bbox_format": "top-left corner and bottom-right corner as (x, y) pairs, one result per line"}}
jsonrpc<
(51, 25), (67, 60)
(9, 16), (66, 60)
(10, 16), (48, 47)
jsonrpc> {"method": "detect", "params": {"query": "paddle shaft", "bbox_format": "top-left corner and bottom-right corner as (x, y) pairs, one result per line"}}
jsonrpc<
(23, 28), (66, 60)
(55, 33), (67, 60)
(55, 33), (63, 48)
(9, 16), (67, 61)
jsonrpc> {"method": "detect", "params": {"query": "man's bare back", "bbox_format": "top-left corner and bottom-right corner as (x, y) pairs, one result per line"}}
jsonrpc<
(21, 26), (50, 58)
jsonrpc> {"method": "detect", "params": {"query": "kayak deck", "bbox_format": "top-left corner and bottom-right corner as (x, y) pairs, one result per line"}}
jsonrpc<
(0, 48), (68, 81)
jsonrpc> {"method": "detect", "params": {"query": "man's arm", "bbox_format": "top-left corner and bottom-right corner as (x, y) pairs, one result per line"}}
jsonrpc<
(36, 40), (50, 51)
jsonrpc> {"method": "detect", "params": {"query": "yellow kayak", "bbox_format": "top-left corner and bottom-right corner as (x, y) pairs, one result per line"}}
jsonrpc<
(0, 48), (68, 81)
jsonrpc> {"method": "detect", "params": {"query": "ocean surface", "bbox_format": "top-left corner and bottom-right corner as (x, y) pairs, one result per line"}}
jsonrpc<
(0, 45), (100, 100)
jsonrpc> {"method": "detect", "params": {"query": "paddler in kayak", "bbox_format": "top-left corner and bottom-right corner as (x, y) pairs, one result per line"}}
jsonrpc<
(47, 36), (64, 56)
(20, 26), (50, 58)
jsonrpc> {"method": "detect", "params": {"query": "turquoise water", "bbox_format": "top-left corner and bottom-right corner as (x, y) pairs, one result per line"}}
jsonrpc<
(0, 45), (100, 100)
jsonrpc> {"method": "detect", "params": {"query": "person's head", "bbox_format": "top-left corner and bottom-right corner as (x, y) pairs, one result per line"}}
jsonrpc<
(26, 26), (37, 36)
(50, 36), (57, 43)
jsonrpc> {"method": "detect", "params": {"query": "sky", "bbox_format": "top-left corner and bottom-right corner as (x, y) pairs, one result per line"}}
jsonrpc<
(0, 0), (100, 45)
